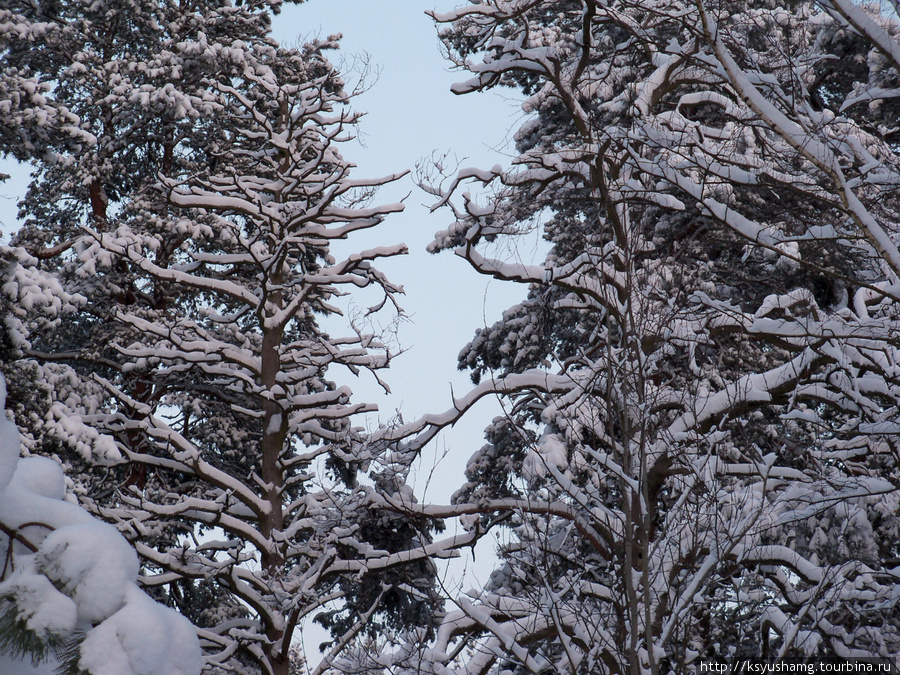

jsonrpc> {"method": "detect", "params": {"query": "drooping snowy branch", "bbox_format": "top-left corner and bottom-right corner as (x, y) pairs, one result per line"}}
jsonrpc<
(0, 375), (201, 675)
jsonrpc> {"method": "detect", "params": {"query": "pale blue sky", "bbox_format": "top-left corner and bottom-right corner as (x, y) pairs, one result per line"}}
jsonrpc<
(277, 2), (529, 660)
(273, 0), (537, 505)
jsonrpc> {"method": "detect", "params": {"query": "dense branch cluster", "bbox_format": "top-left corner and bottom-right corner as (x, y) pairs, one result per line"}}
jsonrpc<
(2, 1), (900, 674)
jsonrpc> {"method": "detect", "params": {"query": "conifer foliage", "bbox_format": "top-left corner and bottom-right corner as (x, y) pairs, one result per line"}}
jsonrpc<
(0, 375), (202, 675)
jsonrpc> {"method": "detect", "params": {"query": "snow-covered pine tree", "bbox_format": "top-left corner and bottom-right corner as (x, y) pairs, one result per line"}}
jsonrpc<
(372, 1), (900, 672)
(0, 2), (448, 673)
(74, 45), (447, 673)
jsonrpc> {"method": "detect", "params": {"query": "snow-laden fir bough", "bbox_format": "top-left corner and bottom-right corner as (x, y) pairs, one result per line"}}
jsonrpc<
(0, 371), (202, 675)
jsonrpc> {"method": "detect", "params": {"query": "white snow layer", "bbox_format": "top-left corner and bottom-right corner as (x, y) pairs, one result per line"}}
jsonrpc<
(0, 376), (202, 675)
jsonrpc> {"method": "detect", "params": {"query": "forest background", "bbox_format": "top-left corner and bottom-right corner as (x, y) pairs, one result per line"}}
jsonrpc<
(3, 0), (900, 674)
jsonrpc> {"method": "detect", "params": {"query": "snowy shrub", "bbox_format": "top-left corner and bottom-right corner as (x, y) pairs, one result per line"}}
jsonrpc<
(0, 375), (201, 675)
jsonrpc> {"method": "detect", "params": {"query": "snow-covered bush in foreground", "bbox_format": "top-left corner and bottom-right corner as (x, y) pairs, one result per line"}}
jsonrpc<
(0, 375), (201, 675)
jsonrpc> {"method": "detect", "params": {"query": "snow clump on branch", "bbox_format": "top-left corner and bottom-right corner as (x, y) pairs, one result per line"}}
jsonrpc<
(0, 376), (201, 675)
